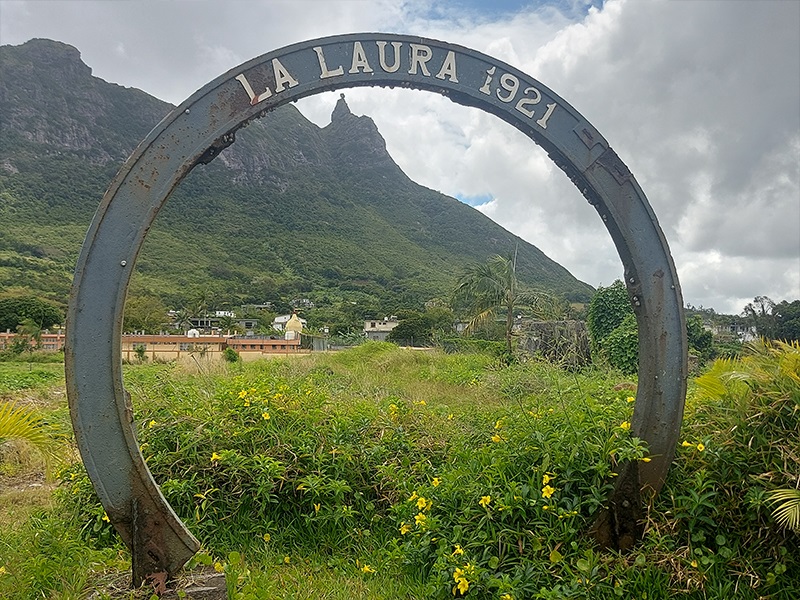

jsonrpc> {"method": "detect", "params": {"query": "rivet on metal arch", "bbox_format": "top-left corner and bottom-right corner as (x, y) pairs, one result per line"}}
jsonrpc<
(65, 33), (687, 584)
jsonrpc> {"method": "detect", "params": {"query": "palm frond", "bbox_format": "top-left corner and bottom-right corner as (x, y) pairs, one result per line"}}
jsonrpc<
(766, 488), (800, 532)
(0, 401), (54, 458)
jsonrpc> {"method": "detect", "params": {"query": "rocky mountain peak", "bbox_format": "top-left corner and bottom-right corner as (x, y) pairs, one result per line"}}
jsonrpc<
(13, 38), (92, 80)
(331, 93), (354, 122)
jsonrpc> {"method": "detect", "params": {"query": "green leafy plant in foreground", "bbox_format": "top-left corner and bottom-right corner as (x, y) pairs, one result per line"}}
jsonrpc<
(7, 341), (800, 599)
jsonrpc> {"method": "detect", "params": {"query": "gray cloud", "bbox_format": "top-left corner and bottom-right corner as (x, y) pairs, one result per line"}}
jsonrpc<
(1, 0), (797, 314)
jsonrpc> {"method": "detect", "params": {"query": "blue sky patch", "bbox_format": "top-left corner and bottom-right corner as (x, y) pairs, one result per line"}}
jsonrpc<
(456, 193), (495, 207)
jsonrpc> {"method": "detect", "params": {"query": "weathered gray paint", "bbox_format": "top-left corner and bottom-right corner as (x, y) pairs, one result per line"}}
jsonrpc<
(66, 33), (687, 582)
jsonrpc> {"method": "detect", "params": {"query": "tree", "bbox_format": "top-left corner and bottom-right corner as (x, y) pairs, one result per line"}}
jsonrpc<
(586, 280), (638, 373)
(686, 314), (713, 360)
(387, 308), (454, 346)
(14, 317), (43, 354)
(452, 253), (566, 354)
(743, 296), (777, 339)
(123, 295), (168, 333)
(217, 314), (243, 336)
(773, 300), (800, 342)
(586, 280), (632, 350)
(0, 296), (63, 333)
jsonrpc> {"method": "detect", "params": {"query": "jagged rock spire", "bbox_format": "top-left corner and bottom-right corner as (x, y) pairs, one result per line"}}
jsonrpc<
(331, 93), (353, 122)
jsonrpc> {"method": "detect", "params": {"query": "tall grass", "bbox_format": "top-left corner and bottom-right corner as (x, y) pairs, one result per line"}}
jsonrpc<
(1, 341), (798, 598)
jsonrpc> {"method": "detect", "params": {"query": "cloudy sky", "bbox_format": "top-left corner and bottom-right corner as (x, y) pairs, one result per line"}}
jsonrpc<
(1, 0), (798, 314)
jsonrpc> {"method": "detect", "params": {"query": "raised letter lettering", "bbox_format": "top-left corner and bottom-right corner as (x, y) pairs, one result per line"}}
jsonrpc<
(349, 41), (374, 74)
(536, 102), (557, 129)
(377, 41), (402, 72)
(272, 58), (299, 92)
(408, 44), (432, 76)
(313, 46), (344, 79)
(435, 50), (458, 83)
(234, 73), (272, 105)
(479, 66), (495, 95)
(497, 73), (519, 103)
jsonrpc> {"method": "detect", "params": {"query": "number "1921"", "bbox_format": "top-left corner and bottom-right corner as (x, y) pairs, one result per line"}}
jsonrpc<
(479, 66), (557, 129)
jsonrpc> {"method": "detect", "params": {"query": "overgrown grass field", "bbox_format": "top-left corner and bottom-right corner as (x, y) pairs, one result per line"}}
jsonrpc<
(1, 342), (798, 598)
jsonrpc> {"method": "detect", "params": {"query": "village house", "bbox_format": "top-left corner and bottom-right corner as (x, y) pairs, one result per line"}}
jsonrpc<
(363, 317), (399, 342)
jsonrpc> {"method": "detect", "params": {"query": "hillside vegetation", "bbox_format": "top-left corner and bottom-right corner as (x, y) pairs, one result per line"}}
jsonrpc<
(0, 38), (592, 318)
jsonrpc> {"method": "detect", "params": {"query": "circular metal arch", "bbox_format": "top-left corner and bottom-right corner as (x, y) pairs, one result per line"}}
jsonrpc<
(66, 33), (687, 581)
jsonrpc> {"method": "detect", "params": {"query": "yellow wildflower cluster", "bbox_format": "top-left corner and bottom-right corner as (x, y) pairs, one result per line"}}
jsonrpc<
(414, 513), (428, 528)
(452, 564), (474, 595)
(399, 523), (412, 535)
(682, 440), (706, 451)
(417, 496), (433, 511)
(541, 473), (557, 499)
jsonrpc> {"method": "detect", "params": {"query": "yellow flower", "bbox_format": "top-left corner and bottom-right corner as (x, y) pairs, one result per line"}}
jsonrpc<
(263, 533), (271, 542)
(399, 523), (411, 535)
(447, 413), (454, 420)
(541, 485), (556, 499)
(314, 503), (321, 513)
(697, 443), (705, 452)
(542, 473), (553, 485)
(641, 457), (652, 462)
(491, 434), (503, 443)
(361, 563), (375, 574)
(453, 567), (470, 594)
(432, 477), (441, 487)
(414, 512), (427, 526)
(682, 440), (693, 447)
(619, 421), (631, 431)
(211, 451), (222, 462)
(101, 513), (110, 523)
(284, 556), (291, 564)
(479, 495), (491, 508)
(262, 411), (270, 420)
(542, 505), (549, 510)
(452, 544), (464, 556)
(691, 559), (698, 568)
(626, 396), (635, 403)
(214, 561), (224, 573)
(417, 496), (428, 510)
(409, 491), (418, 502)
(0, 566), (5, 575)
(414, 399), (427, 406)
(148, 419), (156, 429)
(501, 595), (514, 600)
(238, 390), (248, 399)
(494, 419), (504, 430)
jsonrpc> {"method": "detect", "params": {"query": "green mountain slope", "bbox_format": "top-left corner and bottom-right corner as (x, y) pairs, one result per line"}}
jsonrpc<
(0, 38), (593, 317)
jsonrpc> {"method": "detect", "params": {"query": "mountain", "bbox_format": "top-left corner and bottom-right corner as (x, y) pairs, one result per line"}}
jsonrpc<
(0, 38), (593, 324)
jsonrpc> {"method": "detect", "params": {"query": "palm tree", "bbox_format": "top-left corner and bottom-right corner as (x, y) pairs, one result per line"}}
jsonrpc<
(14, 317), (42, 353)
(452, 252), (566, 354)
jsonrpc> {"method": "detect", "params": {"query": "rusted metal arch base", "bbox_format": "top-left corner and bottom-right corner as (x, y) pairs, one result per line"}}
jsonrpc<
(66, 33), (687, 585)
